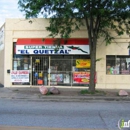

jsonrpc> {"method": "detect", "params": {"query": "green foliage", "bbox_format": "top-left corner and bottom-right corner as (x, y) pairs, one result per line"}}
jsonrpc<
(18, 0), (130, 43)
(96, 58), (102, 62)
(18, 0), (130, 92)
(46, 91), (52, 95)
(80, 89), (95, 94)
(80, 89), (106, 95)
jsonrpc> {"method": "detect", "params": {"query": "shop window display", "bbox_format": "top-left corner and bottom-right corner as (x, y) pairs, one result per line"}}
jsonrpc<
(106, 55), (130, 75)
(50, 56), (72, 85)
(50, 55), (90, 86)
(12, 43), (30, 85)
(12, 57), (30, 85)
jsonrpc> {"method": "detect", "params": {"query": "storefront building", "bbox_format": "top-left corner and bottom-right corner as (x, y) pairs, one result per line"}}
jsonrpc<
(13, 38), (90, 87)
(0, 18), (130, 89)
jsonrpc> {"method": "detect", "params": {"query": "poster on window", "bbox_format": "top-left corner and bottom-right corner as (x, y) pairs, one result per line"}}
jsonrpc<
(76, 59), (90, 68)
(63, 74), (70, 83)
(11, 70), (29, 82)
(50, 74), (63, 85)
(73, 72), (90, 84)
(50, 74), (63, 82)
(73, 72), (96, 84)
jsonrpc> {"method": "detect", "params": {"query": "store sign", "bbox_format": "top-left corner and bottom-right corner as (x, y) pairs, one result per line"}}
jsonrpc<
(73, 72), (96, 84)
(10, 70), (29, 82)
(16, 45), (90, 55)
(76, 59), (90, 68)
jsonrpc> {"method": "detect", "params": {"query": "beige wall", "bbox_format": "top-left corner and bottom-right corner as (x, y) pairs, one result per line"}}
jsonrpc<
(3, 18), (130, 89)
(0, 25), (5, 85)
(96, 33), (130, 89)
(0, 49), (4, 85)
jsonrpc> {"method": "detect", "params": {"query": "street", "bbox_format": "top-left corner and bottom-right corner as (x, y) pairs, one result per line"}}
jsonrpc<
(0, 99), (130, 130)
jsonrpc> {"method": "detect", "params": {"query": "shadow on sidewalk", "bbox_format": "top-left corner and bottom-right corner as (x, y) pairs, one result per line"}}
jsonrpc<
(0, 83), (4, 88)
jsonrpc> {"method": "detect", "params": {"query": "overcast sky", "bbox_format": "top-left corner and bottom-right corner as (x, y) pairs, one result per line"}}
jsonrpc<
(0, 0), (24, 27)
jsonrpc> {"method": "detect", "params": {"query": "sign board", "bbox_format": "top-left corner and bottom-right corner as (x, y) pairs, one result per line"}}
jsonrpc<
(16, 45), (90, 55)
(11, 70), (29, 82)
(73, 71), (96, 84)
(76, 59), (91, 68)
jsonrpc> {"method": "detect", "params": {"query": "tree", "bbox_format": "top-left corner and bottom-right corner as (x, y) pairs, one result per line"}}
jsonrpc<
(18, 0), (130, 92)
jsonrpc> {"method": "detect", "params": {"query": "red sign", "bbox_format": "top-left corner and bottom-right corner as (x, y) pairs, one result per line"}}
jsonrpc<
(73, 72), (96, 84)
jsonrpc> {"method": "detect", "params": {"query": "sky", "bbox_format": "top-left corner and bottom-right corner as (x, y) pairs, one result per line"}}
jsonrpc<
(0, 0), (24, 27)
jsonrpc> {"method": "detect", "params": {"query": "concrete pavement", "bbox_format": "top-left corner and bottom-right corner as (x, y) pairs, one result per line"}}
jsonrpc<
(0, 87), (130, 102)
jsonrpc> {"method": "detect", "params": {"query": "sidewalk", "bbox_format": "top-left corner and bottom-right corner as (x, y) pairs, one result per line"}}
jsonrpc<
(0, 87), (130, 102)
(0, 125), (106, 130)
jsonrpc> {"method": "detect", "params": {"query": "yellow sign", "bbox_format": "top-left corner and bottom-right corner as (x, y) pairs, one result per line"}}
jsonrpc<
(76, 59), (90, 68)
(35, 59), (40, 63)
(39, 73), (43, 77)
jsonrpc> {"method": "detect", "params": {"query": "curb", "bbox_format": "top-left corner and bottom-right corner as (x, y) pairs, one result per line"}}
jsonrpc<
(1, 95), (130, 102)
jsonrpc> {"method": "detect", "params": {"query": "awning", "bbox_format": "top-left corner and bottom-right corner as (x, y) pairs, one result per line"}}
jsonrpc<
(17, 38), (89, 45)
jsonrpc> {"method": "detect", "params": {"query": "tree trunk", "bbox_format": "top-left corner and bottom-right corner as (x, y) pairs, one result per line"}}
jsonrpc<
(85, 17), (97, 93)
(89, 40), (96, 92)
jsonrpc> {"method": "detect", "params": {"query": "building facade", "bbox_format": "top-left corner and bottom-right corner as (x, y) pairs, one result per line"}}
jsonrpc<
(0, 18), (130, 89)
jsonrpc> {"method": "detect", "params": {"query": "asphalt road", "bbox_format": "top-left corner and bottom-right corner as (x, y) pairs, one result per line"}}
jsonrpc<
(0, 99), (130, 130)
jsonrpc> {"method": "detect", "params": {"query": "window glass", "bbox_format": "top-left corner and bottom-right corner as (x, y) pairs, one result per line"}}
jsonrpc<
(106, 55), (130, 75)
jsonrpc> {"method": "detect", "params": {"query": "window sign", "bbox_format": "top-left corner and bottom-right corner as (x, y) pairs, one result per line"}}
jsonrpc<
(73, 72), (96, 84)
(76, 59), (90, 68)
(11, 70), (29, 82)
(63, 74), (70, 83)
(73, 72), (90, 84)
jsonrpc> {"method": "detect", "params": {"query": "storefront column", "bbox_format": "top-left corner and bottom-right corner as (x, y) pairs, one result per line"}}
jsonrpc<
(48, 56), (50, 87)
(30, 56), (32, 87)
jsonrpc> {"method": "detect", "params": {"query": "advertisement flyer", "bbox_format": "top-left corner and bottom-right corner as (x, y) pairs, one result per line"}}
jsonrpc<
(50, 74), (63, 82)
(50, 74), (63, 85)
(73, 71), (96, 84)
(76, 59), (91, 68)
(11, 70), (29, 82)
(63, 74), (70, 83)
(73, 72), (90, 84)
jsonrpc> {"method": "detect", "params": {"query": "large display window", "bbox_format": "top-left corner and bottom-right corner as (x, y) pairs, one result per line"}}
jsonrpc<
(12, 55), (90, 86)
(12, 43), (30, 85)
(50, 56), (71, 85)
(106, 55), (130, 75)
(49, 55), (90, 86)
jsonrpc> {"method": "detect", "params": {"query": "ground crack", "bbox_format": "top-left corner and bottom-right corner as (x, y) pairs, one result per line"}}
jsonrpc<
(99, 111), (109, 130)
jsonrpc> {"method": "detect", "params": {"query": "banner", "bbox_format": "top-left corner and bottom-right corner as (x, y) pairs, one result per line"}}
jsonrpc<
(76, 59), (90, 68)
(73, 72), (96, 84)
(11, 70), (29, 82)
(16, 45), (90, 55)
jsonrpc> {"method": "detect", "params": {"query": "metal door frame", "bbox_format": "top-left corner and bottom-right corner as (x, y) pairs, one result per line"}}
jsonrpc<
(30, 56), (50, 87)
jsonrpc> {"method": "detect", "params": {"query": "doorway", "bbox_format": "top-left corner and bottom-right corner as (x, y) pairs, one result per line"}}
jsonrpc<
(31, 56), (49, 85)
